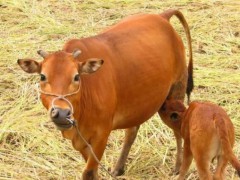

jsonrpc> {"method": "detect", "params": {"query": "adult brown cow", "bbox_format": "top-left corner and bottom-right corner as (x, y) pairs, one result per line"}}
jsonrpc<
(18, 9), (193, 179)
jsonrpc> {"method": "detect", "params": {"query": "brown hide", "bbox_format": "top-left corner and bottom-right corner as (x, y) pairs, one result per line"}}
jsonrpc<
(63, 14), (187, 129)
(18, 10), (193, 179)
(161, 100), (240, 180)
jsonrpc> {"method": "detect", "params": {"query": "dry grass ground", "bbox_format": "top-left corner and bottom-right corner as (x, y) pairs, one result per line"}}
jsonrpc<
(0, 0), (239, 179)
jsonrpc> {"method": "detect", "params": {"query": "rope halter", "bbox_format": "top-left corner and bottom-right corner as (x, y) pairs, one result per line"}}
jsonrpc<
(38, 84), (81, 125)
(37, 83), (117, 179)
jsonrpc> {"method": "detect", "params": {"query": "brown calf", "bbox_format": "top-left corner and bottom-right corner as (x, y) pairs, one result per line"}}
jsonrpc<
(160, 100), (240, 180)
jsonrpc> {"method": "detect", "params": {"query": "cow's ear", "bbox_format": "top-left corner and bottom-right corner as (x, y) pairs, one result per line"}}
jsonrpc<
(79, 59), (104, 74)
(17, 59), (41, 73)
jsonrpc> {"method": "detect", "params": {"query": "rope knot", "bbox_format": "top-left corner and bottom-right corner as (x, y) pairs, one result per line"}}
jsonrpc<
(59, 95), (65, 99)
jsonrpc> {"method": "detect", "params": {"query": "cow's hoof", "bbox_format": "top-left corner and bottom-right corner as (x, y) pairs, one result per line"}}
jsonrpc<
(111, 167), (125, 176)
(169, 169), (180, 176)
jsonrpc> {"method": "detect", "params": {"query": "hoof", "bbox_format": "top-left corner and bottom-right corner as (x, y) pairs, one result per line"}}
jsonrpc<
(111, 167), (125, 176)
(169, 169), (179, 176)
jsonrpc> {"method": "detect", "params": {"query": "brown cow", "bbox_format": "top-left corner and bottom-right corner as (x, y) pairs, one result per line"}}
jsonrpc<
(160, 100), (240, 180)
(17, 10), (193, 179)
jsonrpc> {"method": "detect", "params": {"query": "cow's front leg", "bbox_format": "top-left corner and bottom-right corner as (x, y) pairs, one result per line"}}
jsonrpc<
(112, 126), (140, 176)
(82, 133), (109, 180)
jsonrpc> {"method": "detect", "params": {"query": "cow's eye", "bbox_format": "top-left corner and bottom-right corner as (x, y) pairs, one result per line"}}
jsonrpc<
(74, 74), (80, 82)
(40, 74), (46, 81)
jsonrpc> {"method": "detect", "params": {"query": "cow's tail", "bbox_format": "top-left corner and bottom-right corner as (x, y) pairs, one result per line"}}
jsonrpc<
(161, 10), (193, 104)
(214, 114), (240, 177)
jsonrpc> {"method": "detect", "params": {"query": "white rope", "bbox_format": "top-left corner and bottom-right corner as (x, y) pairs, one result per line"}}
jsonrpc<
(51, 96), (74, 114)
(38, 84), (81, 98)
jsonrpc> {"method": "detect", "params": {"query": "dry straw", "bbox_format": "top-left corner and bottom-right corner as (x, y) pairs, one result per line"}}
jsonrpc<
(0, 0), (239, 179)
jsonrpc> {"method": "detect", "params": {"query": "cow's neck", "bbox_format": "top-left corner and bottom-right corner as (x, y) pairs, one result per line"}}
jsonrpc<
(76, 76), (98, 126)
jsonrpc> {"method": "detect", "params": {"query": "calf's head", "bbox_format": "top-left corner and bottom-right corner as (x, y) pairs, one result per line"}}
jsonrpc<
(18, 50), (103, 130)
(160, 99), (186, 131)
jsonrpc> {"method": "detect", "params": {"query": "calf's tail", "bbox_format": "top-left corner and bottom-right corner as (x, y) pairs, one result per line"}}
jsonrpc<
(214, 114), (240, 177)
(161, 9), (193, 104)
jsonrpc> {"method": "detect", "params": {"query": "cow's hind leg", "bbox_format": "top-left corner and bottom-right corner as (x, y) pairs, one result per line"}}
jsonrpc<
(173, 131), (183, 174)
(157, 112), (183, 174)
(112, 126), (140, 176)
(158, 72), (188, 174)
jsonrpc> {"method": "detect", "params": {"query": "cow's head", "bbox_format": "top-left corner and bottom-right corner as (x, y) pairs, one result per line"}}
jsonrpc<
(18, 50), (104, 130)
(160, 99), (186, 131)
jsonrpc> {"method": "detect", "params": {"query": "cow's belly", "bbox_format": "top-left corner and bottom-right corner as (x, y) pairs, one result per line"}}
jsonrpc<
(112, 78), (171, 129)
(112, 100), (166, 130)
(110, 49), (177, 129)
(110, 44), (176, 129)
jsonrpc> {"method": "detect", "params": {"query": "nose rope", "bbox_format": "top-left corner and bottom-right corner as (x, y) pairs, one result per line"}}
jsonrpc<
(51, 96), (74, 114)
(38, 84), (81, 118)
(37, 84), (117, 179)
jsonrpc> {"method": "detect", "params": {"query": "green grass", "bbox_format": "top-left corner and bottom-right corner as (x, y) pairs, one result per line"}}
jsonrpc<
(0, 0), (239, 179)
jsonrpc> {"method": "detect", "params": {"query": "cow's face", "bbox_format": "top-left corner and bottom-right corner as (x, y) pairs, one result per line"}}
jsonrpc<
(18, 50), (103, 130)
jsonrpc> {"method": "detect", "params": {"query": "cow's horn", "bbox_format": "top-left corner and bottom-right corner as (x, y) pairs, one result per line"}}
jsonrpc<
(37, 50), (48, 58)
(73, 49), (82, 58)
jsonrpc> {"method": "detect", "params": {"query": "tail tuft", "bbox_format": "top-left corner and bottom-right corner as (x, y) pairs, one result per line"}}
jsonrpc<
(186, 69), (194, 104)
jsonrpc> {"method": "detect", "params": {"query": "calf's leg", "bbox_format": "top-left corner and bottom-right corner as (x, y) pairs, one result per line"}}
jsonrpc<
(191, 145), (213, 180)
(213, 155), (228, 180)
(178, 141), (193, 180)
(195, 160), (213, 180)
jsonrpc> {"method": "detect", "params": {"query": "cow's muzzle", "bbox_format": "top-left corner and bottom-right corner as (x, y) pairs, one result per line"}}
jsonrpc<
(38, 84), (80, 130)
(50, 107), (73, 129)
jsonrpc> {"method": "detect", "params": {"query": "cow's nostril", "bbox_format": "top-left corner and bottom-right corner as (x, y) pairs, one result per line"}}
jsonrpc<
(51, 108), (59, 118)
(65, 109), (71, 118)
(66, 110), (71, 117)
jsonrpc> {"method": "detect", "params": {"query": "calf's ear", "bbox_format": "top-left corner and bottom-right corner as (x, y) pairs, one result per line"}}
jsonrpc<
(173, 101), (186, 112)
(17, 59), (41, 73)
(170, 112), (180, 121)
(79, 59), (104, 74)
